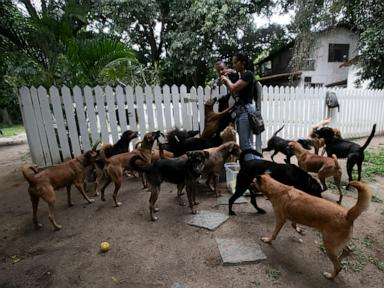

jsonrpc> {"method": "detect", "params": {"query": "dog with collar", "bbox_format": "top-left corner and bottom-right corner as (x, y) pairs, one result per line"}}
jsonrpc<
(21, 147), (99, 231)
(314, 124), (376, 182)
(130, 150), (209, 221)
(253, 174), (371, 279)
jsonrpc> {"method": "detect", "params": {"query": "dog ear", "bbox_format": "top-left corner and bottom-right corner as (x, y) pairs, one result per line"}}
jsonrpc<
(204, 151), (210, 159)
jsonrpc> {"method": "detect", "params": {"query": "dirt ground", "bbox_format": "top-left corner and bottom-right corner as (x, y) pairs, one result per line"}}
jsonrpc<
(1, 136), (384, 288)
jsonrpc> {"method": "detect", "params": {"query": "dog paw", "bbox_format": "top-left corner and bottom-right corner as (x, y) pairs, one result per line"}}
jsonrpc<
(322, 272), (334, 279)
(154, 207), (159, 212)
(178, 201), (186, 206)
(94, 192), (100, 197)
(54, 225), (62, 231)
(88, 199), (95, 203)
(151, 216), (159, 221)
(229, 210), (237, 216)
(193, 201), (199, 205)
(260, 237), (272, 244)
(34, 223), (43, 230)
(257, 208), (267, 214)
(191, 209), (198, 214)
(101, 197), (106, 202)
(115, 202), (122, 207)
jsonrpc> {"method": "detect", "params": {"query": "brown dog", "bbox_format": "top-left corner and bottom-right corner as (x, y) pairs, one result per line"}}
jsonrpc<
(21, 149), (99, 231)
(309, 118), (341, 155)
(203, 142), (241, 197)
(253, 174), (371, 279)
(99, 131), (161, 206)
(220, 124), (237, 163)
(201, 97), (234, 139)
(288, 141), (343, 204)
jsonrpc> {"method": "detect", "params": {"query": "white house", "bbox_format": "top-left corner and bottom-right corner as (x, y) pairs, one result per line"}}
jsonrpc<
(255, 27), (362, 88)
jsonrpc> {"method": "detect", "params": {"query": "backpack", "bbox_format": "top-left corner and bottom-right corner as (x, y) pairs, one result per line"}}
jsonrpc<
(325, 91), (340, 112)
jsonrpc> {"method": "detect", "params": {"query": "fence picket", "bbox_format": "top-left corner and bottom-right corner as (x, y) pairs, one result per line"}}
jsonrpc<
(73, 86), (91, 151)
(106, 86), (119, 143)
(84, 86), (99, 144)
(145, 85), (155, 131)
(116, 86), (128, 133)
(154, 85), (164, 132)
(180, 85), (190, 131)
(171, 85), (181, 128)
(126, 85), (137, 132)
(50, 86), (71, 160)
(136, 86), (147, 137)
(94, 86), (109, 144)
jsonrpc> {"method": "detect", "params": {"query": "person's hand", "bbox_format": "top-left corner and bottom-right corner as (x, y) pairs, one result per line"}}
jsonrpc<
(220, 75), (229, 83)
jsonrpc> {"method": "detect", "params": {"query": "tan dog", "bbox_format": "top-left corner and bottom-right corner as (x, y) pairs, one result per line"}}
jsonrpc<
(309, 118), (341, 155)
(201, 97), (234, 139)
(21, 149), (99, 231)
(220, 124), (237, 163)
(203, 142), (241, 197)
(99, 131), (161, 206)
(289, 141), (343, 204)
(253, 174), (371, 279)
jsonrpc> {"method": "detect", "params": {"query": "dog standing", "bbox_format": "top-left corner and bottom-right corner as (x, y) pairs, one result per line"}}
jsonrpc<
(262, 125), (313, 163)
(21, 149), (99, 231)
(99, 131), (161, 207)
(130, 151), (209, 221)
(315, 124), (376, 181)
(253, 174), (371, 279)
(201, 97), (235, 141)
(309, 118), (341, 155)
(220, 124), (237, 163)
(289, 141), (343, 204)
(229, 149), (323, 216)
(203, 141), (241, 197)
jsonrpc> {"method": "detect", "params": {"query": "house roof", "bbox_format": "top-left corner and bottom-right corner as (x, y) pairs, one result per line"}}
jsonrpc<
(255, 25), (355, 66)
(255, 42), (294, 65)
(325, 79), (348, 87)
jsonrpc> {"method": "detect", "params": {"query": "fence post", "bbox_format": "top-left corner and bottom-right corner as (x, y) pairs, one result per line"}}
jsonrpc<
(255, 82), (262, 153)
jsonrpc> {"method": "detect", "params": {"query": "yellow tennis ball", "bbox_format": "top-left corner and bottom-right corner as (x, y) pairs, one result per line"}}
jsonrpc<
(100, 241), (110, 252)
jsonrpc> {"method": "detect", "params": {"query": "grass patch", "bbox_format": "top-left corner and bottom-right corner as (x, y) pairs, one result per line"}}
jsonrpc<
(363, 149), (384, 181)
(341, 249), (368, 273)
(0, 125), (25, 137)
(369, 257), (384, 271)
(265, 266), (281, 283)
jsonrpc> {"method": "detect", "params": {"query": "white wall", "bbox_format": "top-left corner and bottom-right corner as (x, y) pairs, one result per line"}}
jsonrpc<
(299, 28), (359, 87)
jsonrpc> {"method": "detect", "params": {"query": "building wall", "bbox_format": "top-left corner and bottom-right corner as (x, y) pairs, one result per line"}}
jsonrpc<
(299, 28), (359, 87)
(347, 65), (372, 89)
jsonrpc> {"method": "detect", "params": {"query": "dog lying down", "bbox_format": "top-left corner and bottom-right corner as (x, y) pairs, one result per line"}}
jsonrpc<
(130, 150), (209, 221)
(253, 174), (371, 279)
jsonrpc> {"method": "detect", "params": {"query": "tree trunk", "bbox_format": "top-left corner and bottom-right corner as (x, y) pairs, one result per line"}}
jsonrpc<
(0, 108), (13, 126)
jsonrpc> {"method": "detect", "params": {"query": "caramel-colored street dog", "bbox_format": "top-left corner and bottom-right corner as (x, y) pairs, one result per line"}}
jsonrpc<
(220, 124), (237, 163)
(309, 118), (341, 155)
(289, 141), (343, 204)
(100, 131), (161, 207)
(253, 174), (371, 279)
(201, 97), (235, 140)
(21, 149), (99, 231)
(203, 142), (241, 197)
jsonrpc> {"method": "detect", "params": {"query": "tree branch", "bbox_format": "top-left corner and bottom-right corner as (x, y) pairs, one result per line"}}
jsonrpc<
(19, 0), (39, 19)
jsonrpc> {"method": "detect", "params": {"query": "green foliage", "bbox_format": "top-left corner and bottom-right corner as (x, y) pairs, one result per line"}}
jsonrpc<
(0, 125), (25, 137)
(363, 149), (384, 180)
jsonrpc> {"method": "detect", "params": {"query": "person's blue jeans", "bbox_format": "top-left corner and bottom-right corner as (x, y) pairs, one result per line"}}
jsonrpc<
(236, 104), (260, 161)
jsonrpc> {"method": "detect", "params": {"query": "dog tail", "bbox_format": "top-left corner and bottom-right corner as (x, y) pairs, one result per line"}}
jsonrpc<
(99, 144), (113, 162)
(239, 149), (263, 166)
(331, 154), (341, 170)
(129, 155), (152, 173)
(273, 125), (285, 136)
(346, 181), (371, 222)
(21, 164), (39, 184)
(361, 124), (376, 151)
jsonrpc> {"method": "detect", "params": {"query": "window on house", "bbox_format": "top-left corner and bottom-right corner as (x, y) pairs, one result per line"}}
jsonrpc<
(304, 76), (312, 88)
(328, 44), (349, 62)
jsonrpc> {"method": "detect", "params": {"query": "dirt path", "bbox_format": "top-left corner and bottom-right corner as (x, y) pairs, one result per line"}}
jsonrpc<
(0, 138), (383, 288)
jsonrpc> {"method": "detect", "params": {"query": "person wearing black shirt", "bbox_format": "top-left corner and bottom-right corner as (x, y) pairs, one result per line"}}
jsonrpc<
(220, 53), (260, 161)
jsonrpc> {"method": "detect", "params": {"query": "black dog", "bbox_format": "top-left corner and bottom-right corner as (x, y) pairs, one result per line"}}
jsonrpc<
(130, 150), (209, 221)
(165, 128), (212, 157)
(228, 149), (323, 216)
(262, 125), (313, 163)
(314, 124), (376, 181)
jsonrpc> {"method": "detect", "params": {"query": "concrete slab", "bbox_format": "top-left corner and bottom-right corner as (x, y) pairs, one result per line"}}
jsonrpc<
(216, 238), (267, 265)
(186, 210), (229, 231)
(217, 195), (248, 205)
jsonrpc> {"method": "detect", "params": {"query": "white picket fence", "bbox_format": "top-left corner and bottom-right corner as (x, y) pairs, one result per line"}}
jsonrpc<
(18, 84), (384, 166)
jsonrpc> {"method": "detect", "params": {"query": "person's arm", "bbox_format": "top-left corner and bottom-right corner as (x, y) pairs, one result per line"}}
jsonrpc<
(221, 75), (248, 94)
